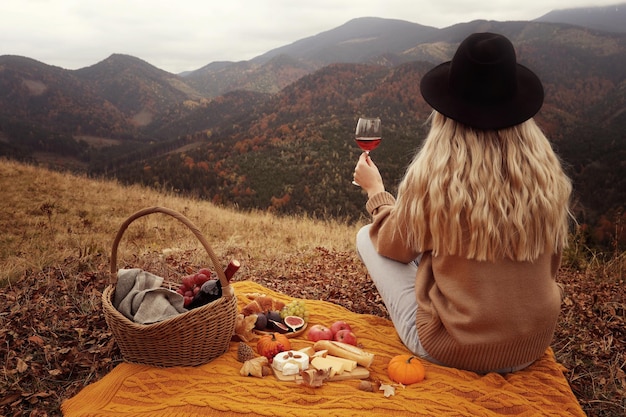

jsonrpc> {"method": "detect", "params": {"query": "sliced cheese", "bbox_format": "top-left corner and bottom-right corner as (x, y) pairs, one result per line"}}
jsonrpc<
(298, 347), (316, 357)
(312, 349), (328, 358)
(311, 356), (347, 378)
(325, 355), (357, 372)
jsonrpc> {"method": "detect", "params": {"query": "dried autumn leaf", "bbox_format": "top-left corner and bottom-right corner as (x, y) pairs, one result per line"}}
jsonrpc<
(240, 356), (268, 378)
(359, 379), (380, 392)
(30, 392), (52, 399)
(379, 383), (395, 397)
(0, 393), (20, 406)
(234, 313), (258, 342)
(298, 368), (330, 388)
(358, 380), (375, 392)
(28, 335), (44, 347)
(16, 357), (28, 373)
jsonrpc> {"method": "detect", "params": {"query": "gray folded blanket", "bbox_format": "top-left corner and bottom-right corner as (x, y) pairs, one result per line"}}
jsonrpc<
(113, 269), (187, 324)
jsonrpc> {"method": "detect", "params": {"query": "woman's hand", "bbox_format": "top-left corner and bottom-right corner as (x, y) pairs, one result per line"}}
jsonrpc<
(354, 152), (385, 197)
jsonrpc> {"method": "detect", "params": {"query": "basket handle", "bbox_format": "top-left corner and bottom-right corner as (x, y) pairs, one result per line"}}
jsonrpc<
(109, 206), (233, 298)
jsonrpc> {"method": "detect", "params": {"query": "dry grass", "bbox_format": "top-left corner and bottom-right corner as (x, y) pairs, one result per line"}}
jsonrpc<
(1, 157), (624, 416)
(0, 158), (364, 285)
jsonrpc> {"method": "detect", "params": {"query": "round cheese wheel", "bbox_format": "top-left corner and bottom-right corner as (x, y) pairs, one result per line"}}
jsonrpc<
(272, 350), (309, 374)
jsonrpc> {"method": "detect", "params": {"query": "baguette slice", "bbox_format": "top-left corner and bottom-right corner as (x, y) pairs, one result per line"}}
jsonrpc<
(313, 340), (374, 368)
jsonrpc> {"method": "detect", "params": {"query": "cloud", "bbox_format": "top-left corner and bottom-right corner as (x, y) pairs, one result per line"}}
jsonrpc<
(1, 0), (620, 73)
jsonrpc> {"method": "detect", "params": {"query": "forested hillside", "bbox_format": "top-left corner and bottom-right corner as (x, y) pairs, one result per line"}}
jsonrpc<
(110, 62), (432, 222)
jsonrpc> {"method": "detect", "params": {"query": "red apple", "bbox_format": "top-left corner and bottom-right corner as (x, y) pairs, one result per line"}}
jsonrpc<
(307, 324), (333, 342)
(330, 320), (352, 336)
(334, 329), (358, 345)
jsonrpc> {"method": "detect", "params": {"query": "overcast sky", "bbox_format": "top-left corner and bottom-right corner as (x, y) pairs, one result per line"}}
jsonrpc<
(1, 0), (619, 74)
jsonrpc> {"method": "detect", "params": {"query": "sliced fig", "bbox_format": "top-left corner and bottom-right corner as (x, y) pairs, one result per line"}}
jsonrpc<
(269, 319), (289, 333)
(284, 315), (305, 331)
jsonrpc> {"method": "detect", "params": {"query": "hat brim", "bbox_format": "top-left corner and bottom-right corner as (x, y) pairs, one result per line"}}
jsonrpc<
(420, 62), (544, 130)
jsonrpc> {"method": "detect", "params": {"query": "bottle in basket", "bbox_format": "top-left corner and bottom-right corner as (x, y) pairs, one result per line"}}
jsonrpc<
(187, 279), (222, 309)
(187, 259), (240, 309)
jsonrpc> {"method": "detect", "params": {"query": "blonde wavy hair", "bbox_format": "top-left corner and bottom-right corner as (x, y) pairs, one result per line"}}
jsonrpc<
(395, 111), (573, 262)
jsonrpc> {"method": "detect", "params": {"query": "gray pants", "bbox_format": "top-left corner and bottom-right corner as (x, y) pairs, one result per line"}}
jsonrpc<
(356, 225), (431, 358)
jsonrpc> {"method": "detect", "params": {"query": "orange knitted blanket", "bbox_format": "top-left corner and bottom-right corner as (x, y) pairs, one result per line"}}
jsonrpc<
(62, 281), (584, 417)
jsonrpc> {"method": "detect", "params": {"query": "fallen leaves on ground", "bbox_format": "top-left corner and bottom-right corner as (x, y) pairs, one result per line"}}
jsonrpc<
(1, 259), (119, 416)
(1, 249), (624, 416)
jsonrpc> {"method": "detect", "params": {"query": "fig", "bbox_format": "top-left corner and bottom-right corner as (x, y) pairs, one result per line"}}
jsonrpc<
(267, 310), (282, 323)
(254, 313), (268, 330)
(284, 315), (305, 331)
(269, 320), (289, 333)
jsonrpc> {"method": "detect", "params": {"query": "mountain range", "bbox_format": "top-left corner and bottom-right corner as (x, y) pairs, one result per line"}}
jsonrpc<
(535, 2), (626, 33)
(1, 3), (625, 249)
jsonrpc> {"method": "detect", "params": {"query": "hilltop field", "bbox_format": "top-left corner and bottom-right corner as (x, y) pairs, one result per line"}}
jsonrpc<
(0, 158), (624, 416)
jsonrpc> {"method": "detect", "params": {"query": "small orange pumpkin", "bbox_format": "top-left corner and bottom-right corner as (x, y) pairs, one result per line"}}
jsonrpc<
(256, 332), (291, 361)
(387, 354), (425, 384)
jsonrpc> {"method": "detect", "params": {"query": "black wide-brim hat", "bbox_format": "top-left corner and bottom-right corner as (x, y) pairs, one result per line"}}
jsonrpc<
(420, 32), (544, 130)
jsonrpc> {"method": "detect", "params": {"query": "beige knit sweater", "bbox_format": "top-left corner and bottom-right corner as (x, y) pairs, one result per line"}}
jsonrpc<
(366, 191), (563, 372)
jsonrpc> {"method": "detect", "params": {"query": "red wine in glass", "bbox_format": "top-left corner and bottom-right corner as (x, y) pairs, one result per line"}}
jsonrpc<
(355, 137), (381, 152)
(352, 117), (381, 186)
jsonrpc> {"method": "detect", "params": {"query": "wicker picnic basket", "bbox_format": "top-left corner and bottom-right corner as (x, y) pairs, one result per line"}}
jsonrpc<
(102, 206), (238, 367)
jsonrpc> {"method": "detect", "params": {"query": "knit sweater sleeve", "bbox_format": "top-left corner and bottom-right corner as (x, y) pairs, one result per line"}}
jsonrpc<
(365, 191), (396, 215)
(365, 191), (420, 263)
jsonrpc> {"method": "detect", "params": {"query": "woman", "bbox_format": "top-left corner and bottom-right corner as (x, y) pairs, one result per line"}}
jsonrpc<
(354, 32), (573, 373)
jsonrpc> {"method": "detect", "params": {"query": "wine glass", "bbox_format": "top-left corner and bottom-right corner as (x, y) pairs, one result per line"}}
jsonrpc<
(352, 117), (381, 186)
